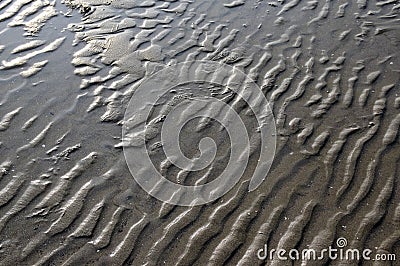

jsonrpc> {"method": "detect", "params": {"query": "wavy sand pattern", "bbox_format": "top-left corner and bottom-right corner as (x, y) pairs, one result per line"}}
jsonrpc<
(0, 0), (399, 265)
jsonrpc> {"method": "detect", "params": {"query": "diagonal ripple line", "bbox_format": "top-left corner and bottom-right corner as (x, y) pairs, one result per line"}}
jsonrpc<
(122, 60), (276, 206)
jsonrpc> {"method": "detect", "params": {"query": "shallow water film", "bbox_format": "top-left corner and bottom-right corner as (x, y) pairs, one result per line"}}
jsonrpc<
(0, 0), (399, 265)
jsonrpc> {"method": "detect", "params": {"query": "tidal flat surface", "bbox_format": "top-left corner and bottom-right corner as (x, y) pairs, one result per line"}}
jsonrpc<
(0, 0), (399, 265)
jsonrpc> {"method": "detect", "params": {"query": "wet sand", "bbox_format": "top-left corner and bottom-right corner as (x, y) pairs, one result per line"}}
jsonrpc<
(0, 0), (399, 265)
